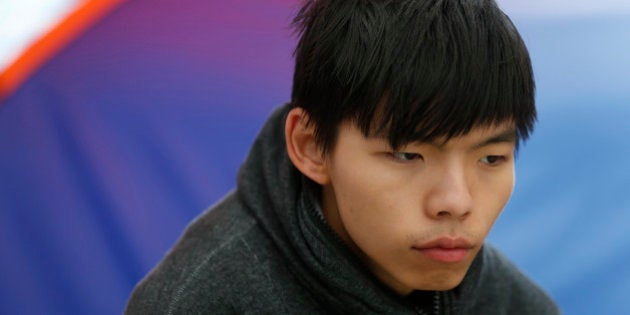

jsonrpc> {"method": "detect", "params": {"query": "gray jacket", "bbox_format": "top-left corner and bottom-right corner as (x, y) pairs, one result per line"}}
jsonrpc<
(126, 105), (559, 314)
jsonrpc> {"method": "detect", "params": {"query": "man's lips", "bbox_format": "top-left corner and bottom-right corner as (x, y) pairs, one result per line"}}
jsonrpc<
(412, 237), (474, 263)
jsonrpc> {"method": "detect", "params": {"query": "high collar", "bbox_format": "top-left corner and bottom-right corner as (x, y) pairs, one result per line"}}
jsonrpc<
(236, 104), (485, 314)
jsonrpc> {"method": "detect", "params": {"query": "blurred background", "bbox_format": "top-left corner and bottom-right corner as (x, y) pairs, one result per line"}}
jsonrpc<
(0, 0), (628, 314)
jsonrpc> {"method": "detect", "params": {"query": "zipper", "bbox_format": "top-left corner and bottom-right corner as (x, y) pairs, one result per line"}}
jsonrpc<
(434, 290), (457, 315)
(433, 291), (441, 315)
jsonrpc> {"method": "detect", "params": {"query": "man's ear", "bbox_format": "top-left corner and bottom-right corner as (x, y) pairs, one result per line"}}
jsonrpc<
(285, 107), (330, 185)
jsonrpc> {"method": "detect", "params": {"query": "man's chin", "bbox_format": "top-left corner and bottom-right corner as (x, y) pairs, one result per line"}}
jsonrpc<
(408, 268), (469, 291)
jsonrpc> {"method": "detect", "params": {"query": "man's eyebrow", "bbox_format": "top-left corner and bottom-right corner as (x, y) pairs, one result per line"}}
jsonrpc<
(471, 128), (518, 150)
(369, 127), (518, 149)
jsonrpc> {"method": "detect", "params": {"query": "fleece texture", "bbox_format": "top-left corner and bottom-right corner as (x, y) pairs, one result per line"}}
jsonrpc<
(126, 104), (559, 314)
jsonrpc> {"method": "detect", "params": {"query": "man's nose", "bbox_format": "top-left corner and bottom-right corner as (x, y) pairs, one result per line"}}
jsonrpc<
(423, 167), (473, 220)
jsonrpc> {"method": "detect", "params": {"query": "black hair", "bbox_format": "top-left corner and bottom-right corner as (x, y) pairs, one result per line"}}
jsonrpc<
(290, 0), (536, 153)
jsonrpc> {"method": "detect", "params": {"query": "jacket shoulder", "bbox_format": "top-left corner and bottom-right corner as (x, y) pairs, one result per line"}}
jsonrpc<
(465, 244), (560, 315)
(125, 192), (304, 314)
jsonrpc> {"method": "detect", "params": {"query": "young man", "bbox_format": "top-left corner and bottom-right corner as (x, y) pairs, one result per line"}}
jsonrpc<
(127, 0), (559, 313)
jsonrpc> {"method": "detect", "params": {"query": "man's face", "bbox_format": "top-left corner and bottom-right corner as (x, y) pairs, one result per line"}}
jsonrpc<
(320, 120), (517, 295)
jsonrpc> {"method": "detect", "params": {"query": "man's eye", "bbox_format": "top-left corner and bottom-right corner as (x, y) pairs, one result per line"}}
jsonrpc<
(480, 155), (505, 165)
(391, 152), (423, 162)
